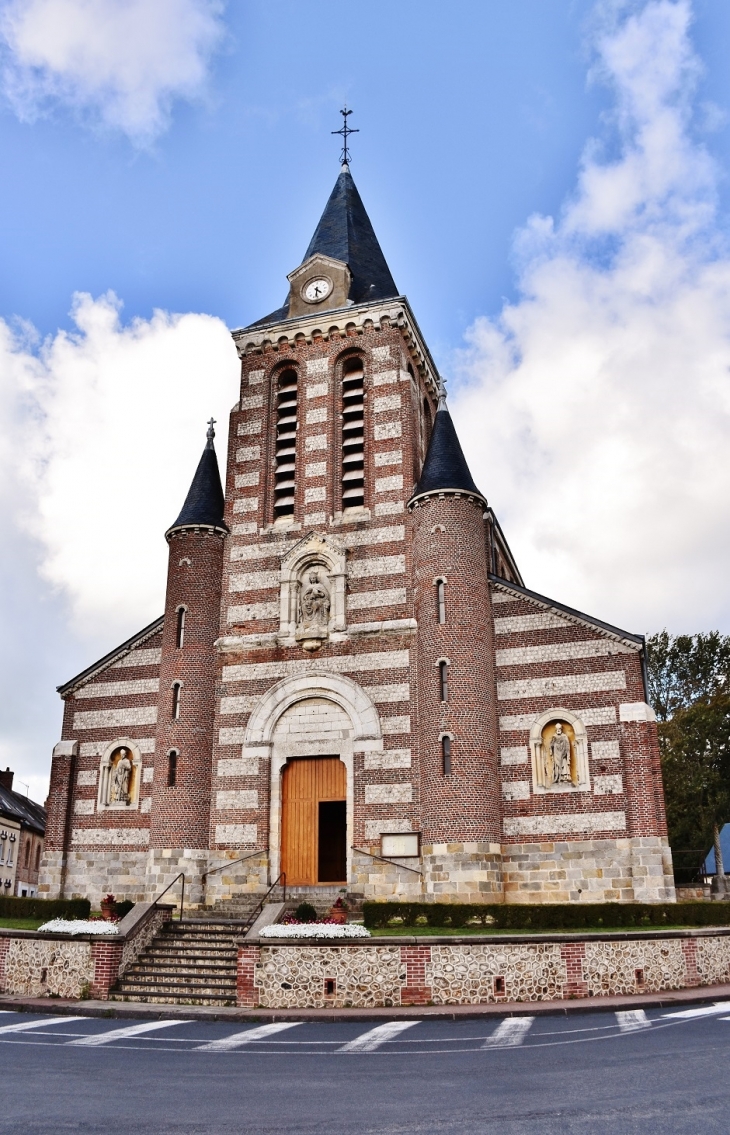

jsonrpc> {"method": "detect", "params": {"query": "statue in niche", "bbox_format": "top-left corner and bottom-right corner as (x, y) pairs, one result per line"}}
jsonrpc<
(549, 723), (572, 784)
(296, 567), (331, 650)
(110, 748), (133, 804)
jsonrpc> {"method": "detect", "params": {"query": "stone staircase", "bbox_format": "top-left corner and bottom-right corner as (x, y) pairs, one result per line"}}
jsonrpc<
(111, 919), (244, 1006)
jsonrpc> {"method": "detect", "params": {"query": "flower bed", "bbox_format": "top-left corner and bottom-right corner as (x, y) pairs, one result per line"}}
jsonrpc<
(38, 919), (120, 935)
(259, 923), (371, 939)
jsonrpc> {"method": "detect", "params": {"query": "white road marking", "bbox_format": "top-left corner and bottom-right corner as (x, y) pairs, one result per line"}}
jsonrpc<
(661, 1001), (730, 1020)
(616, 1009), (651, 1032)
(196, 1022), (301, 1051)
(69, 1020), (192, 1047)
(0, 1016), (84, 1035)
(338, 1021), (420, 1052)
(483, 1017), (535, 1047)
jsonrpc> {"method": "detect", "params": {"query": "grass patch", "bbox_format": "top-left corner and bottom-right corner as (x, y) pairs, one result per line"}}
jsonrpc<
(0, 917), (45, 930)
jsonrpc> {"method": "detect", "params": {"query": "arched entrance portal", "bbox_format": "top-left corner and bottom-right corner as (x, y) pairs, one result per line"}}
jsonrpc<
(281, 757), (347, 885)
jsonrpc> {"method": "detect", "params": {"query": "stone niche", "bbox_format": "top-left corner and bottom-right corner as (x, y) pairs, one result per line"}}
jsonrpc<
(278, 531), (346, 651)
(97, 738), (142, 811)
(530, 708), (590, 794)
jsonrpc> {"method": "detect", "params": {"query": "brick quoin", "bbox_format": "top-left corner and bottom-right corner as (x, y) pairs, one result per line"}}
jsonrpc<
(560, 941), (589, 998)
(399, 944), (433, 1006)
(682, 939), (700, 987)
(237, 944), (260, 1007)
(90, 939), (124, 999)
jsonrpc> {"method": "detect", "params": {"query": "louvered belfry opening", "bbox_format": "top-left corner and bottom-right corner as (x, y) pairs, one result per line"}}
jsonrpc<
(341, 357), (365, 509)
(274, 367), (298, 518)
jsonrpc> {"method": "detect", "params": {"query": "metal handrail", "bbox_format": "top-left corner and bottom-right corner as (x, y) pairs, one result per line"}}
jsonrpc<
(202, 849), (266, 884)
(352, 846), (423, 877)
(152, 872), (186, 922)
(241, 872), (287, 935)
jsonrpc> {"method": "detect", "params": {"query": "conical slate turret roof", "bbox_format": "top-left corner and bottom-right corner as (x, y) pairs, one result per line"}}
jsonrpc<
(410, 399), (485, 504)
(166, 423), (228, 537)
(302, 164), (398, 304)
(249, 164), (398, 327)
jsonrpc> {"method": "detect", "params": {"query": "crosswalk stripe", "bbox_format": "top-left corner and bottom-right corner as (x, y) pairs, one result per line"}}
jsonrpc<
(661, 1001), (730, 1020)
(616, 1009), (651, 1032)
(0, 1016), (84, 1035)
(196, 1022), (301, 1051)
(483, 1016), (535, 1047)
(338, 1021), (419, 1052)
(69, 1019), (192, 1047)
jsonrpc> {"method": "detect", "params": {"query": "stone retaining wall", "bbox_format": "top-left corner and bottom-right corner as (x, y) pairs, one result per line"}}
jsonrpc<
(240, 929), (730, 1009)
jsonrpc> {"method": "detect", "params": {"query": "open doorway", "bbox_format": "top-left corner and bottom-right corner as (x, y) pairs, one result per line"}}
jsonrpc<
(281, 757), (347, 884)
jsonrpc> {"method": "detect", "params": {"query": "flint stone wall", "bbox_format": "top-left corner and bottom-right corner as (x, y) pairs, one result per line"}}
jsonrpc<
(242, 929), (730, 1009)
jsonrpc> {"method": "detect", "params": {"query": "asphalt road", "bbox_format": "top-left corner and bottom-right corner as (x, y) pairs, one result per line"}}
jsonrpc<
(2, 1002), (730, 1134)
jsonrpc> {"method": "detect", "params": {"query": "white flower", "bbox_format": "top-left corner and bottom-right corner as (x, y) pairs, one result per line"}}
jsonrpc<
(258, 923), (370, 939)
(38, 919), (119, 935)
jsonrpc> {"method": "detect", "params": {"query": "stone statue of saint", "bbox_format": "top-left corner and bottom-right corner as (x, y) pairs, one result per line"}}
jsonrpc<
(110, 748), (132, 804)
(300, 570), (330, 631)
(549, 724), (572, 785)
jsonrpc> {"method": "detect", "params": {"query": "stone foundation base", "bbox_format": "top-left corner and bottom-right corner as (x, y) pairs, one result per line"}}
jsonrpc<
(502, 836), (676, 904)
(39, 837), (676, 907)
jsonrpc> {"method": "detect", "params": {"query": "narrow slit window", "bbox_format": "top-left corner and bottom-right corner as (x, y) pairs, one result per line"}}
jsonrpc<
(167, 750), (178, 788)
(274, 368), (298, 518)
(442, 735), (452, 775)
(439, 660), (449, 702)
(24, 841), (30, 868)
(341, 358), (365, 509)
(34, 844), (40, 871)
(6, 840), (13, 867)
(175, 606), (185, 648)
(171, 682), (182, 720)
(436, 579), (446, 624)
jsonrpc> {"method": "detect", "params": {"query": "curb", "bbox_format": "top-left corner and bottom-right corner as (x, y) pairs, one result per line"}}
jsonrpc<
(2, 983), (730, 1023)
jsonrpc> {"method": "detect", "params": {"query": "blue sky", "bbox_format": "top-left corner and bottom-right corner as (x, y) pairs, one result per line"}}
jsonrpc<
(2, 0), (730, 800)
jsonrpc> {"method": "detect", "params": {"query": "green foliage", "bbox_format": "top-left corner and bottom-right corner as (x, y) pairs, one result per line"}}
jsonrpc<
(295, 902), (317, 923)
(114, 900), (134, 920)
(0, 896), (90, 920)
(659, 694), (730, 855)
(362, 901), (730, 931)
(646, 631), (730, 863)
(645, 631), (730, 722)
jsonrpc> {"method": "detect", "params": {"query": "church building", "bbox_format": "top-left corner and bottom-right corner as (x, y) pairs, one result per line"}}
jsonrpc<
(39, 154), (675, 909)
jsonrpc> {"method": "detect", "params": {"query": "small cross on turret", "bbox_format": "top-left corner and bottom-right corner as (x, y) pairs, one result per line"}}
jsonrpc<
(206, 417), (216, 447)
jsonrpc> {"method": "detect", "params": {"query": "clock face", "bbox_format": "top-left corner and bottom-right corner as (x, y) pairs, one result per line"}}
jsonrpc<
(302, 276), (332, 303)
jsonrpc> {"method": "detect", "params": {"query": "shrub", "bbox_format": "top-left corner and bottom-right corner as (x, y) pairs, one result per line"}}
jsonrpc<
(0, 896), (91, 921)
(114, 900), (134, 920)
(295, 902), (317, 923)
(362, 901), (730, 932)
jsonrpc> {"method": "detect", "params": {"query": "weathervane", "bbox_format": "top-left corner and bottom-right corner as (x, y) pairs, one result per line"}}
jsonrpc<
(332, 106), (359, 166)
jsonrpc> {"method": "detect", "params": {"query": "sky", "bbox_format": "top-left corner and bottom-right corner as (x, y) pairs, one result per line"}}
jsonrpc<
(1, 0), (730, 802)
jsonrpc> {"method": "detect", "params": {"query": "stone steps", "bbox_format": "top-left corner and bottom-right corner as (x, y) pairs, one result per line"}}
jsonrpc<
(112, 919), (246, 1006)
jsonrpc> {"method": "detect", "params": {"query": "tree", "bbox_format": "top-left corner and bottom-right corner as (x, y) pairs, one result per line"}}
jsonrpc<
(646, 632), (730, 890)
(645, 630), (730, 722)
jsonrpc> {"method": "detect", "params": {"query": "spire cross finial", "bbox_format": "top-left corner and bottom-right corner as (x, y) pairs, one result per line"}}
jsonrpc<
(206, 417), (216, 447)
(332, 106), (359, 166)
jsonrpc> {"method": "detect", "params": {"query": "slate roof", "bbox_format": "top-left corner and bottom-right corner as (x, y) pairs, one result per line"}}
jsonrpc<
(0, 783), (46, 835)
(167, 427), (228, 536)
(410, 404), (485, 503)
(249, 164), (398, 328)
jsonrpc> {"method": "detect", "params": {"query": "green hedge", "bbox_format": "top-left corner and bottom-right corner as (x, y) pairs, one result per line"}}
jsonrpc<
(362, 901), (730, 932)
(0, 896), (90, 921)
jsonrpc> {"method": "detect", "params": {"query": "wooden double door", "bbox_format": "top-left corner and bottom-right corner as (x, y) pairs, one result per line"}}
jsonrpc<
(280, 757), (347, 885)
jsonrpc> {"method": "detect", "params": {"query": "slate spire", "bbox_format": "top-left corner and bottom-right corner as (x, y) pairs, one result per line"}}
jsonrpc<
(410, 388), (486, 505)
(302, 163), (398, 305)
(166, 421), (228, 538)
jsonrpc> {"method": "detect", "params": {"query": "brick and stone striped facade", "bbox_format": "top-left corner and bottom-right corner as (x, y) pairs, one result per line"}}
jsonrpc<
(39, 165), (674, 907)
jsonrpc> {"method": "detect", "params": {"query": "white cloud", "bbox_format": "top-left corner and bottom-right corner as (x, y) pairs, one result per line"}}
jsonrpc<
(453, 0), (730, 635)
(0, 0), (226, 142)
(4, 291), (238, 639)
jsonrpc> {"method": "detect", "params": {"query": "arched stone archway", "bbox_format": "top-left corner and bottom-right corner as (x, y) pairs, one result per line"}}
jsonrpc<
(242, 672), (383, 882)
